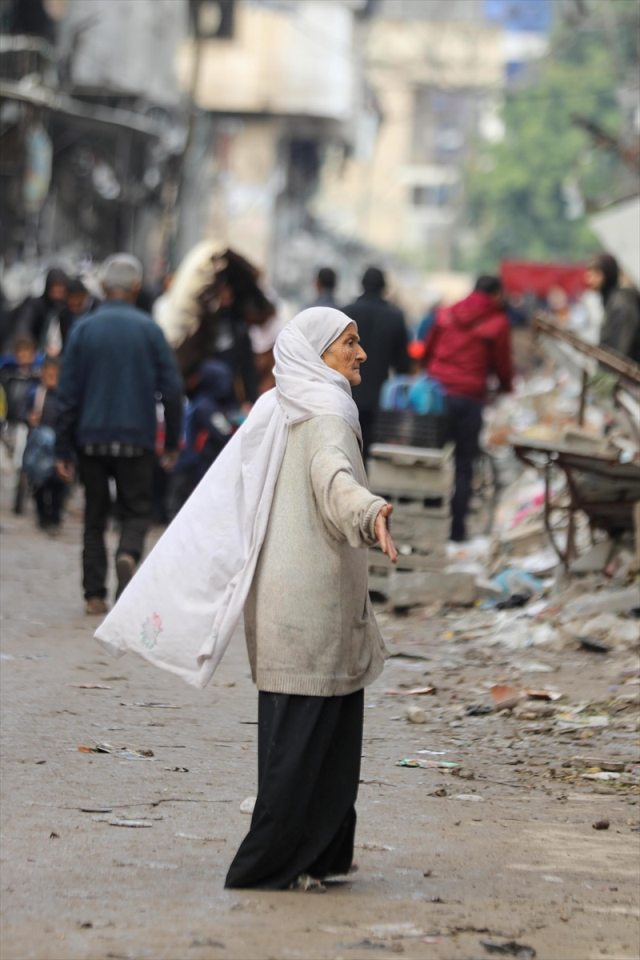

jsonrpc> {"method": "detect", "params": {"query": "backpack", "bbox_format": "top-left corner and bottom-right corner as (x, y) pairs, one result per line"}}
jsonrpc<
(22, 425), (56, 487)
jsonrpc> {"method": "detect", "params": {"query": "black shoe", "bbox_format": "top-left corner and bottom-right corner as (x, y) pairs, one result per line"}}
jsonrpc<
(115, 553), (136, 599)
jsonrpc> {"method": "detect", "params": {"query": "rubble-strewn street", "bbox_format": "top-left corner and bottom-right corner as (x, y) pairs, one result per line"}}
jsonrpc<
(2, 494), (639, 960)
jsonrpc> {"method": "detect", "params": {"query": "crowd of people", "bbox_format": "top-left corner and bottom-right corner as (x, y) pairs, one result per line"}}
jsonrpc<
(1, 245), (639, 896)
(1, 248), (639, 610)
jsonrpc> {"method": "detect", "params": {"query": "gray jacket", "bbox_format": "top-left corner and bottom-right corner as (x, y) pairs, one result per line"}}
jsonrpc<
(244, 415), (388, 696)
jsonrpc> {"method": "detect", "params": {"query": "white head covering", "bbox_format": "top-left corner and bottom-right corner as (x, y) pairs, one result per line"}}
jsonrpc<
(95, 307), (359, 688)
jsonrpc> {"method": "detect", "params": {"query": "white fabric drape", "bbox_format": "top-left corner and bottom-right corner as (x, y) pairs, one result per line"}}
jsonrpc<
(94, 307), (360, 688)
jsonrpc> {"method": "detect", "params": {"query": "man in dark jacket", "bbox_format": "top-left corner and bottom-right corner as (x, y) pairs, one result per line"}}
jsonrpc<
(56, 254), (183, 615)
(343, 267), (409, 459)
(17, 268), (68, 355)
(423, 275), (513, 542)
(308, 267), (340, 309)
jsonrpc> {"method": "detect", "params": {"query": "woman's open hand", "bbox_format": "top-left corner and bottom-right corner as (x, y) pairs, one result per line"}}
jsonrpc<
(375, 504), (397, 564)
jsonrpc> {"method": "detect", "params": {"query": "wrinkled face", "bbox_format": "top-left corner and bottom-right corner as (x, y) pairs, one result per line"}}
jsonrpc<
(321, 322), (367, 386)
(585, 267), (604, 292)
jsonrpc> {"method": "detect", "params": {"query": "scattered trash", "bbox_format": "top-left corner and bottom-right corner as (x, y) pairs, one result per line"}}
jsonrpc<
(491, 684), (524, 710)
(65, 683), (112, 689)
(578, 637), (612, 654)
(406, 705), (427, 724)
(119, 702), (181, 709)
(465, 704), (492, 716)
(565, 586), (639, 618)
(480, 939), (536, 958)
(356, 842), (394, 852)
(592, 820), (610, 830)
(455, 794), (484, 801)
(364, 923), (425, 939)
(388, 650), (431, 661)
(93, 817), (155, 828)
(239, 797), (256, 814)
(175, 833), (226, 842)
(397, 759), (458, 769)
(541, 875), (563, 883)
(49, 831), (59, 839)
(336, 940), (388, 951)
(78, 743), (155, 760)
(583, 772), (620, 781)
(386, 686), (436, 696)
(490, 570), (545, 604)
(557, 712), (609, 729)
(165, 766), (189, 773)
(525, 689), (563, 701)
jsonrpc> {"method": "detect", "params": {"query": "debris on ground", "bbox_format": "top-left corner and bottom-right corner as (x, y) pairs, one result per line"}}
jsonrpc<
(405, 705), (427, 724)
(239, 797), (256, 814)
(397, 759), (459, 769)
(78, 742), (155, 759)
(480, 939), (536, 958)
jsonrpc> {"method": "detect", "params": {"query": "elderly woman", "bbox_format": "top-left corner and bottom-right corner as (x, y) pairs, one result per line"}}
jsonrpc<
(95, 308), (397, 892)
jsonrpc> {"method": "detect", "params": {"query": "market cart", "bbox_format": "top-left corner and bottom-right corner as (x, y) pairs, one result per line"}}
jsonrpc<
(511, 436), (640, 565)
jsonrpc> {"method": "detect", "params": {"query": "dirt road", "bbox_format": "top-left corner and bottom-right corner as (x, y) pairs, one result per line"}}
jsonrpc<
(1, 499), (639, 960)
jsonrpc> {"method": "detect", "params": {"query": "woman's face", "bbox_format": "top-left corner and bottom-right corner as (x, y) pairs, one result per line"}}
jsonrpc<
(322, 322), (367, 386)
(585, 266), (604, 291)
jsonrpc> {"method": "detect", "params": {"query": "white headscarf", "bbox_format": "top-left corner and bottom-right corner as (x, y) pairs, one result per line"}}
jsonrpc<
(94, 307), (359, 688)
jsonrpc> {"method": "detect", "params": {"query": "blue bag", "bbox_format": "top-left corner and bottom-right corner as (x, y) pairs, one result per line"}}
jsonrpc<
(22, 426), (56, 487)
(380, 374), (447, 415)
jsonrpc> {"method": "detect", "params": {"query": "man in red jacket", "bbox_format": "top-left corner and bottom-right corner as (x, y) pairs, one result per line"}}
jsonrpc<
(423, 275), (513, 542)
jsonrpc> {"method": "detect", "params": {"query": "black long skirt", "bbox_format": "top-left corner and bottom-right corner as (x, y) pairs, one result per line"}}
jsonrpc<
(225, 688), (364, 890)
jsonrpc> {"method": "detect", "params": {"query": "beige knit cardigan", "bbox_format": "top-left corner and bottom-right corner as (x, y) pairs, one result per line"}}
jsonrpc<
(244, 414), (389, 696)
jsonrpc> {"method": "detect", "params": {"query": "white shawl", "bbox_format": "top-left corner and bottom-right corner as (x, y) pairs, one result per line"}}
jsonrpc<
(94, 308), (360, 688)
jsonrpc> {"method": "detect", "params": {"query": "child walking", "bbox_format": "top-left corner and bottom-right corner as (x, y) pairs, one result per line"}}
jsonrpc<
(26, 357), (65, 533)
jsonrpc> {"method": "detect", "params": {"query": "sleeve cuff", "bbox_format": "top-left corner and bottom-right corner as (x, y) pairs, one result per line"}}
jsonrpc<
(363, 496), (387, 546)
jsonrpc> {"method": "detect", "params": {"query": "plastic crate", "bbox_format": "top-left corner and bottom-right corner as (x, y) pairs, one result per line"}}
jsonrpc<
(372, 410), (451, 449)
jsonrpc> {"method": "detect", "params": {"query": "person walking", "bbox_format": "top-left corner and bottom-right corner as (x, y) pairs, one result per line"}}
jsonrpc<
(94, 306), (398, 891)
(343, 267), (409, 459)
(26, 356), (65, 533)
(585, 253), (640, 362)
(422, 275), (513, 543)
(55, 254), (183, 615)
(308, 267), (339, 309)
(17, 268), (68, 357)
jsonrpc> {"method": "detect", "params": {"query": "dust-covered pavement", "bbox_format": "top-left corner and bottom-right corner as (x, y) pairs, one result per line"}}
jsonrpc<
(1, 499), (639, 960)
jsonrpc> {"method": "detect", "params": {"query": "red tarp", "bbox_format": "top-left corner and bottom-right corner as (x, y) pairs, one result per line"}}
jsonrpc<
(501, 260), (586, 299)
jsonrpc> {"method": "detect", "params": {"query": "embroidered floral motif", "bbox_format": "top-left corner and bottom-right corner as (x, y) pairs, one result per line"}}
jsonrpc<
(141, 612), (163, 649)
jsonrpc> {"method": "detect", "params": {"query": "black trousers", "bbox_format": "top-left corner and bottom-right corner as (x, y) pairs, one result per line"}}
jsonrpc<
(34, 476), (65, 528)
(78, 452), (155, 600)
(448, 394), (483, 542)
(225, 688), (364, 890)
